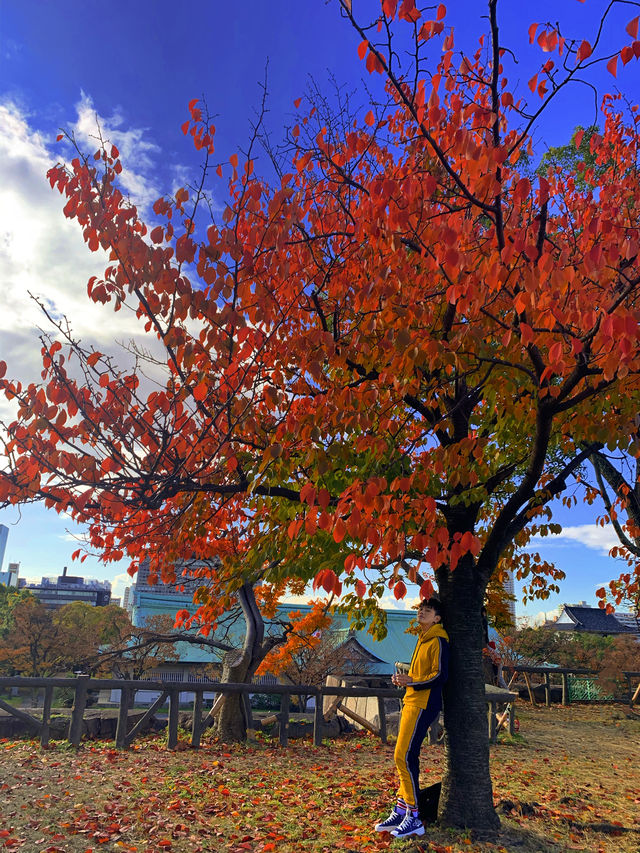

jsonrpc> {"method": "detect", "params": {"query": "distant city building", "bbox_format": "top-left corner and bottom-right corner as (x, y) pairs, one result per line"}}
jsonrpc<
(0, 561), (19, 589)
(130, 558), (217, 626)
(0, 524), (8, 572)
(122, 586), (133, 615)
(19, 565), (111, 609)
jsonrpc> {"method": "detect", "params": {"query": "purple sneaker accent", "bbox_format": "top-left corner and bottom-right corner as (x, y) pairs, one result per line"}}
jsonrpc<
(391, 811), (425, 838)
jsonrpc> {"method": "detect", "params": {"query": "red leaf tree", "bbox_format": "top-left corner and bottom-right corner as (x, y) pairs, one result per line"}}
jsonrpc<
(3, 0), (640, 828)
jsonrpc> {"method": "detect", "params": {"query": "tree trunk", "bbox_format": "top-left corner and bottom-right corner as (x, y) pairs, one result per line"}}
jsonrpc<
(437, 558), (500, 830)
(213, 581), (276, 742)
(216, 650), (252, 742)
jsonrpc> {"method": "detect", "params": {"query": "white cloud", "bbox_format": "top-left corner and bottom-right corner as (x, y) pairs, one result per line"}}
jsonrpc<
(111, 571), (132, 600)
(517, 606), (562, 627)
(0, 99), (165, 422)
(72, 92), (161, 211)
(525, 523), (620, 556)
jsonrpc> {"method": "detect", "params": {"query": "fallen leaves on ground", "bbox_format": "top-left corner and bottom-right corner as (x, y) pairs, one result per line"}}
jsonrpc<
(0, 704), (638, 852)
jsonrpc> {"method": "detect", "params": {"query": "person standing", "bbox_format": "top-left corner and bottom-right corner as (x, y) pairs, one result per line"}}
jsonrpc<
(374, 597), (449, 839)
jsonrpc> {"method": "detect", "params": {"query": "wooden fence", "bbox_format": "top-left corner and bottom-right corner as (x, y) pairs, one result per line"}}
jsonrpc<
(0, 676), (403, 751)
(623, 670), (640, 708)
(0, 676), (520, 751)
(501, 665), (599, 706)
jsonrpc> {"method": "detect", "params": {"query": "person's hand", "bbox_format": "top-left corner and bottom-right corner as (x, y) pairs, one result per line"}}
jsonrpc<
(392, 673), (413, 687)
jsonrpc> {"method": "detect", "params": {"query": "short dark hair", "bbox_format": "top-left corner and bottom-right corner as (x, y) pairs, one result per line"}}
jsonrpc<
(419, 597), (442, 616)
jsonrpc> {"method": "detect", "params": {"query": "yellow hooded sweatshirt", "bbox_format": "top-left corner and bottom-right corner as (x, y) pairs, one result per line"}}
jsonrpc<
(403, 622), (450, 710)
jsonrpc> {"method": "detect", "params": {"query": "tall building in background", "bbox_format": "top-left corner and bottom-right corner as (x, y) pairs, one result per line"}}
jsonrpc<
(0, 561), (19, 588)
(0, 524), (8, 572)
(503, 568), (516, 624)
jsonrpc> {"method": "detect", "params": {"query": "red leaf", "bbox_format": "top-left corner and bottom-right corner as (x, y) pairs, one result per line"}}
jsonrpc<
(365, 110), (375, 126)
(626, 16), (639, 39)
(393, 580), (407, 600)
(193, 381), (207, 401)
(606, 54), (618, 77)
(528, 23), (538, 44)
(355, 579), (366, 598)
(358, 40), (368, 60)
(576, 40), (592, 61)
(333, 518), (347, 543)
(420, 578), (434, 599)
(181, 121), (190, 135)
(436, 3), (446, 21)
(150, 226), (164, 244)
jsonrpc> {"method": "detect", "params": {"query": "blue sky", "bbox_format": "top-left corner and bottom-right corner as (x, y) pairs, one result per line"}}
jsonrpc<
(0, 0), (638, 619)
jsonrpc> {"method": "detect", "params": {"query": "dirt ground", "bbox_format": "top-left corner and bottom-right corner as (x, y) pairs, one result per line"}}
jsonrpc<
(0, 702), (638, 853)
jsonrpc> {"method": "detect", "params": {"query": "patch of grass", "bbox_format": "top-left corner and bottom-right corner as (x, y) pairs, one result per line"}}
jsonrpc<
(0, 704), (638, 852)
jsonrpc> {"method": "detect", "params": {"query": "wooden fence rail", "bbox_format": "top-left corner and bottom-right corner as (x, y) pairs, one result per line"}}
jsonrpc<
(0, 676), (521, 750)
(0, 676), (403, 751)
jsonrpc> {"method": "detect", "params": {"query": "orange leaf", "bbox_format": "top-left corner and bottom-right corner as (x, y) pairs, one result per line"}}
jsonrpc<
(420, 578), (434, 599)
(230, 153), (238, 168)
(193, 382), (207, 401)
(333, 519), (347, 543)
(393, 580), (407, 600)
(436, 3), (446, 20)
(365, 110), (375, 126)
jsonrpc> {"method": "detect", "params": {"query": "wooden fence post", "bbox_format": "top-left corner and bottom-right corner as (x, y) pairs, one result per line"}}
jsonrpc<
(167, 689), (179, 749)
(68, 675), (90, 747)
(377, 696), (387, 744)
(313, 691), (323, 747)
(40, 685), (54, 748)
(561, 672), (569, 705)
(191, 689), (203, 749)
(544, 672), (551, 707)
(488, 702), (497, 743)
(522, 671), (536, 705)
(279, 692), (290, 747)
(115, 687), (132, 750)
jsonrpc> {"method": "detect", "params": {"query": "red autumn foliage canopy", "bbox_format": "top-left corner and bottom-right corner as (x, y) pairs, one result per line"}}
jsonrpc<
(2, 0), (640, 635)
